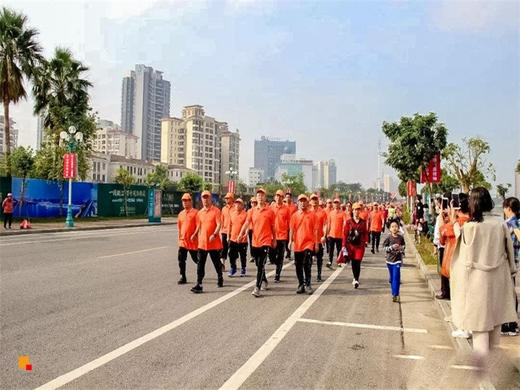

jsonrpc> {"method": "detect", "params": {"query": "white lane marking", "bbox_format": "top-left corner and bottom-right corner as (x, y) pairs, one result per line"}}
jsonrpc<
(97, 246), (170, 259)
(219, 267), (343, 390)
(428, 345), (453, 350)
(0, 228), (176, 247)
(393, 355), (425, 360)
(450, 365), (481, 371)
(297, 318), (428, 334)
(34, 262), (294, 390)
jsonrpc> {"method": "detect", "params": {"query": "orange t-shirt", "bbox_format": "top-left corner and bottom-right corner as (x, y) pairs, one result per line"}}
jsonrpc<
(369, 210), (384, 232)
(290, 209), (317, 252)
(360, 209), (369, 221)
(229, 209), (248, 243)
(220, 204), (233, 235)
(271, 203), (291, 240)
(178, 208), (198, 250)
(325, 207), (333, 218)
(249, 205), (275, 247)
(247, 208), (254, 231)
(312, 207), (327, 243)
(287, 203), (297, 216)
(328, 209), (346, 239)
(196, 206), (223, 251)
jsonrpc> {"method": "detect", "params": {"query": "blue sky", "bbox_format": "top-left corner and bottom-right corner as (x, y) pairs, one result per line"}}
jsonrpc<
(7, 0), (520, 192)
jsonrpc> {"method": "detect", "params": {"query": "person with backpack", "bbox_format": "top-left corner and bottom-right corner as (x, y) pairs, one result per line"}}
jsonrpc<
(342, 202), (369, 289)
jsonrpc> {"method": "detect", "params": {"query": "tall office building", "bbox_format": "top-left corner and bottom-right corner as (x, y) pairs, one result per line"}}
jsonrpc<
(36, 114), (45, 150)
(121, 64), (170, 161)
(219, 122), (241, 188)
(0, 116), (18, 154)
(313, 160), (337, 190)
(254, 136), (296, 181)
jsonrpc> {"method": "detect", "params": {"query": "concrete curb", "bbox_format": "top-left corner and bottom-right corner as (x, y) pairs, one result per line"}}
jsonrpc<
(404, 231), (473, 353)
(0, 221), (177, 236)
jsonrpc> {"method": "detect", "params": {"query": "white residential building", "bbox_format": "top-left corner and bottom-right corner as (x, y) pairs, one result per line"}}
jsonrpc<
(93, 120), (138, 159)
(0, 116), (18, 154)
(313, 160), (337, 190)
(248, 167), (264, 187)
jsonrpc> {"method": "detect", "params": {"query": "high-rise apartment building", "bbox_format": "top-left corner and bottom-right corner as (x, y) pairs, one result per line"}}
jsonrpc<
(275, 154), (313, 191)
(121, 64), (170, 161)
(254, 137), (296, 181)
(0, 116), (18, 154)
(313, 160), (337, 190)
(92, 120), (138, 159)
(161, 105), (235, 189)
(36, 114), (45, 150)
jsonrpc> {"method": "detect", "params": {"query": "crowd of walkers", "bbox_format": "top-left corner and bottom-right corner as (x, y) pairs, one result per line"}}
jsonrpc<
(176, 189), (404, 300)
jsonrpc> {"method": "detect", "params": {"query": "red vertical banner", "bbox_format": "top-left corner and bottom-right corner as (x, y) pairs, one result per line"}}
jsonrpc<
(421, 154), (442, 183)
(407, 181), (416, 197)
(227, 180), (235, 194)
(63, 153), (77, 179)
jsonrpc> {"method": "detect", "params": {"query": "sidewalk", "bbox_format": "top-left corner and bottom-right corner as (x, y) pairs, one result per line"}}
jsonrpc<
(0, 217), (177, 236)
(404, 231), (520, 370)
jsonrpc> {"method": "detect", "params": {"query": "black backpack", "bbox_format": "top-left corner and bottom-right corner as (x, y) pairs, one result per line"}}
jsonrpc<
(347, 228), (361, 245)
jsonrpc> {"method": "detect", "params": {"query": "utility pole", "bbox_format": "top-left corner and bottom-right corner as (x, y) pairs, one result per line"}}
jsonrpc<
(376, 139), (382, 191)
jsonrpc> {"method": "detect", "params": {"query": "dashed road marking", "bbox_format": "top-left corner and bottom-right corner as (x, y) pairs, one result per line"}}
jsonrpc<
(393, 354), (425, 360)
(97, 246), (170, 259)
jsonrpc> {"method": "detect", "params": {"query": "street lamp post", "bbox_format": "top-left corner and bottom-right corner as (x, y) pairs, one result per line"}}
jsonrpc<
(225, 167), (238, 194)
(60, 126), (83, 228)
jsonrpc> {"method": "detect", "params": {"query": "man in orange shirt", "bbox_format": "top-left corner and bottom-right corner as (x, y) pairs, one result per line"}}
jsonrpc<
(177, 193), (199, 285)
(240, 188), (276, 297)
(359, 202), (370, 247)
(310, 194), (327, 282)
(220, 192), (234, 271)
(247, 198), (258, 263)
(289, 194), (319, 294)
(190, 190), (224, 294)
(270, 189), (291, 282)
(324, 198), (334, 260)
(285, 192), (298, 259)
(369, 202), (384, 253)
(228, 198), (248, 277)
(326, 198), (346, 269)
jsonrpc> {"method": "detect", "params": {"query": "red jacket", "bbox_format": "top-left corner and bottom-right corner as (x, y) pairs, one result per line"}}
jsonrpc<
(342, 218), (369, 261)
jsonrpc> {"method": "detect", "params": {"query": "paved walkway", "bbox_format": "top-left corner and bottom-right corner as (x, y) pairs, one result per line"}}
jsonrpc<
(0, 217), (177, 236)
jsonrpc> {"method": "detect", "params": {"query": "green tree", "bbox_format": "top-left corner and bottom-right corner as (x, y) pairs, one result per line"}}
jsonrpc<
(496, 183), (511, 201)
(178, 172), (205, 194)
(281, 173), (306, 196)
(398, 181), (407, 198)
(443, 137), (495, 193)
(115, 167), (135, 217)
(9, 146), (34, 216)
(144, 165), (171, 190)
(0, 8), (43, 175)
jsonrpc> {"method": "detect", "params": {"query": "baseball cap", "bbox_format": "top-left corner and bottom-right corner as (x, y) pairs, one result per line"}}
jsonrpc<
(224, 192), (234, 199)
(310, 193), (319, 200)
(201, 190), (211, 198)
(181, 193), (192, 201)
(333, 198), (340, 203)
(297, 194), (308, 201)
(256, 188), (266, 194)
(7, 193), (12, 197)
(275, 189), (284, 196)
(235, 198), (244, 204)
(353, 202), (362, 210)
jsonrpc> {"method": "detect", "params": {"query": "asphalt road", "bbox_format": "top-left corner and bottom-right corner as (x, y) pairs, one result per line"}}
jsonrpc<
(1, 226), (518, 389)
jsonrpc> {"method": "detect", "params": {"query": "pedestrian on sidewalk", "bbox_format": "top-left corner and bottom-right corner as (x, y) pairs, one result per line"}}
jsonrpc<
(450, 188), (517, 367)
(270, 190), (291, 283)
(240, 188), (275, 297)
(177, 193), (198, 284)
(289, 194), (319, 294)
(326, 198), (346, 269)
(2, 193), (14, 229)
(501, 196), (520, 336)
(310, 194), (327, 282)
(382, 220), (405, 302)
(220, 192), (234, 272)
(228, 198), (248, 277)
(369, 202), (384, 254)
(190, 191), (224, 294)
(343, 202), (369, 289)
(436, 211), (452, 299)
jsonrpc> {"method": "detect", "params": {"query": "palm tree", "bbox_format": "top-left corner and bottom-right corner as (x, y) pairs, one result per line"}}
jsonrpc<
(33, 47), (92, 142)
(0, 7), (43, 175)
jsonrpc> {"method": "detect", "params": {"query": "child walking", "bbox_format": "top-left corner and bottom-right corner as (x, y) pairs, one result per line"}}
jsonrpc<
(382, 220), (406, 302)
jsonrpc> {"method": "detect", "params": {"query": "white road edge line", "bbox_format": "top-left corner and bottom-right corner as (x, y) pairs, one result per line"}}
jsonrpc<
(33, 262), (294, 390)
(97, 246), (170, 259)
(450, 365), (481, 371)
(219, 266), (344, 390)
(393, 355), (425, 360)
(297, 318), (428, 334)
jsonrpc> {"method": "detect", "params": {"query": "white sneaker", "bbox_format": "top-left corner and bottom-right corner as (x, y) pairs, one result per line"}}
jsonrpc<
(451, 329), (470, 339)
(251, 287), (260, 297)
(352, 279), (359, 289)
(260, 280), (268, 291)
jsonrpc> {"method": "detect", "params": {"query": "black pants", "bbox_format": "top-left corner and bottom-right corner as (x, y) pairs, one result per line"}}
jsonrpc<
(371, 231), (381, 252)
(253, 246), (270, 289)
(221, 233), (229, 260)
(314, 243), (324, 277)
(329, 238), (342, 263)
(285, 230), (291, 258)
(197, 250), (223, 285)
(3, 212), (13, 228)
(351, 259), (361, 281)
(178, 247), (198, 278)
(439, 247), (450, 298)
(273, 240), (287, 278)
(229, 241), (248, 270)
(295, 250), (313, 286)
(248, 230), (253, 257)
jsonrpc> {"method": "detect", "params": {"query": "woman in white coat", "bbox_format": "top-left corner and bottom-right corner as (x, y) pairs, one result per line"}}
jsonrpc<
(450, 188), (517, 363)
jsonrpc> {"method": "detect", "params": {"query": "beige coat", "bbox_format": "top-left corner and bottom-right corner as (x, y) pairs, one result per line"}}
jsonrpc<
(450, 212), (517, 332)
